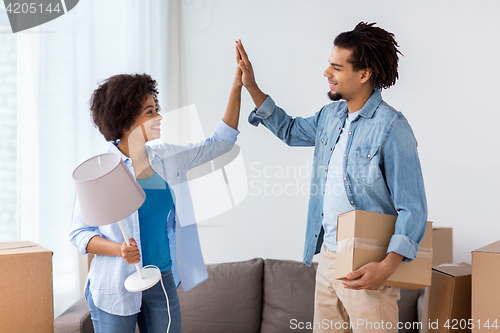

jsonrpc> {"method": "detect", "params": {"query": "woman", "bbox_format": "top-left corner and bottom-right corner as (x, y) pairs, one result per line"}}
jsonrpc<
(70, 42), (244, 333)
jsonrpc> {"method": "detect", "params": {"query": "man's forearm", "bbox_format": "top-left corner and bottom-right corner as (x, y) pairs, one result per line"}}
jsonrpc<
(382, 252), (404, 274)
(247, 84), (267, 109)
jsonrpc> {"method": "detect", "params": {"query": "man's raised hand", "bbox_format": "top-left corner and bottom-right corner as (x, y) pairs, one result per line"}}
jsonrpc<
(236, 39), (267, 108)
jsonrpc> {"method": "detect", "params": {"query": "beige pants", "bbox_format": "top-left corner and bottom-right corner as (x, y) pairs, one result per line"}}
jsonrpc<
(313, 244), (400, 333)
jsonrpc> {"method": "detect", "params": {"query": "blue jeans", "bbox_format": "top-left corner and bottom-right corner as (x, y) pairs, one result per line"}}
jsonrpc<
(85, 269), (182, 333)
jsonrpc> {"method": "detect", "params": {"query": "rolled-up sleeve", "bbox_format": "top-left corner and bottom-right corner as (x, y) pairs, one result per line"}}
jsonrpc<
(69, 193), (103, 255)
(383, 117), (428, 262)
(248, 95), (276, 126)
(213, 118), (240, 142)
(387, 234), (420, 261)
(177, 118), (240, 171)
(247, 95), (321, 147)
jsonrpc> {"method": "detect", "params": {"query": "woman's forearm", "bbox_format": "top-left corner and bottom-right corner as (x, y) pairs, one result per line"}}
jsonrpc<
(86, 235), (121, 257)
(222, 82), (242, 130)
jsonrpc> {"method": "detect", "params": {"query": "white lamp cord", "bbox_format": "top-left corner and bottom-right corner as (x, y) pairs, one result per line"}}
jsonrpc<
(143, 265), (171, 333)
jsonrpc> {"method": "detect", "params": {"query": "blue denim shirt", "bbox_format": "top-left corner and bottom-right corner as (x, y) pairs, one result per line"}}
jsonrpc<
(248, 89), (427, 266)
(69, 119), (239, 316)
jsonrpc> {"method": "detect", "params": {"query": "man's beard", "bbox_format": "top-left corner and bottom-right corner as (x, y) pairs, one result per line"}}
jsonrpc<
(327, 91), (343, 101)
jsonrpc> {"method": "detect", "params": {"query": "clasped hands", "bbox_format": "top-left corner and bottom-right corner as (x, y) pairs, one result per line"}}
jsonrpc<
(232, 40), (261, 92)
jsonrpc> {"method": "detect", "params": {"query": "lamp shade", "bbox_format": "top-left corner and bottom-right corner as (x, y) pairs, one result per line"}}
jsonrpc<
(73, 153), (145, 226)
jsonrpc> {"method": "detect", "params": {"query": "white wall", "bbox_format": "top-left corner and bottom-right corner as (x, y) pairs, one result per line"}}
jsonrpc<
(179, 0), (500, 265)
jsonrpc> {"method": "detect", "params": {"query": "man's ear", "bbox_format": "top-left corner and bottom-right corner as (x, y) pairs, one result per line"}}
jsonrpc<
(360, 68), (372, 84)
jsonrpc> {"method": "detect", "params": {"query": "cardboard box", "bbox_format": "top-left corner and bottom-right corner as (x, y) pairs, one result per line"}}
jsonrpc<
(420, 227), (454, 333)
(335, 209), (433, 289)
(472, 241), (500, 332)
(0, 241), (53, 333)
(428, 262), (471, 332)
(433, 227), (453, 266)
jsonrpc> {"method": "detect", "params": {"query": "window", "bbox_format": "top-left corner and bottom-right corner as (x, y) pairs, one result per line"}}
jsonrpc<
(0, 22), (17, 242)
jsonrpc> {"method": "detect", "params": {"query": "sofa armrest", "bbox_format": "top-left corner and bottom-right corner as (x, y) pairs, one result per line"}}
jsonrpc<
(54, 297), (93, 333)
(54, 297), (141, 333)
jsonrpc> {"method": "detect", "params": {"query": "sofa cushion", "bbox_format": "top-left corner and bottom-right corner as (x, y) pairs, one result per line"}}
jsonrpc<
(260, 259), (318, 333)
(398, 287), (426, 333)
(178, 258), (263, 333)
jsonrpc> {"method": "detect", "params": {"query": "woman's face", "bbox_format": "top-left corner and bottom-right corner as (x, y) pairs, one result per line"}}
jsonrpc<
(123, 94), (162, 143)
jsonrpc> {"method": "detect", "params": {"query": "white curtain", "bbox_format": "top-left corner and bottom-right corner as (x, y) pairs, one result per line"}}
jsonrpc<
(17, 0), (183, 317)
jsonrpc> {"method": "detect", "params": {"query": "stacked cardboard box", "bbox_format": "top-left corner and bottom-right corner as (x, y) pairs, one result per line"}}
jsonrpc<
(471, 241), (500, 333)
(421, 227), (454, 333)
(0, 241), (53, 333)
(432, 227), (453, 266)
(335, 209), (433, 289)
(428, 262), (471, 333)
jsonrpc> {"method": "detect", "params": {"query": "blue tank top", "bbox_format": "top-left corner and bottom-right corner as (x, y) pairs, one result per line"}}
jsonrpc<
(137, 172), (174, 271)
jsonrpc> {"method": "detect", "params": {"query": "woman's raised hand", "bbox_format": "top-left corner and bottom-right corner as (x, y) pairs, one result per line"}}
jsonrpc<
(233, 40), (243, 87)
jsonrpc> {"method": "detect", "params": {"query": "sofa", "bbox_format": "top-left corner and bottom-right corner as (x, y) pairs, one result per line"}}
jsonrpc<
(54, 258), (425, 333)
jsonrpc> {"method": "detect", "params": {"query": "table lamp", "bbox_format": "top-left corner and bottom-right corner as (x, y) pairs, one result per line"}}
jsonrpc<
(72, 153), (161, 292)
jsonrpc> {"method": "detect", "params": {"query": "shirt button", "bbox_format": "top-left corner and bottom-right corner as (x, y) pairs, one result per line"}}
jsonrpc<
(321, 213), (324, 216)
(330, 148), (333, 151)
(344, 177), (347, 181)
(350, 201), (354, 204)
(349, 132), (352, 135)
(325, 169), (327, 172)
(321, 139), (324, 143)
(338, 127), (341, 130)
(367, 154), (371, 158)
(315, 234), (318, 237)
(344, 154), (347, 157)
(177, 262), (180, 265)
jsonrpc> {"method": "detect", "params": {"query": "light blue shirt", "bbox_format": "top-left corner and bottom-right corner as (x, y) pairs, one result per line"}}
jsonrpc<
(322, 109), (361, 251)
(248, 89), (428, 266)
(69, 119), (239, 316)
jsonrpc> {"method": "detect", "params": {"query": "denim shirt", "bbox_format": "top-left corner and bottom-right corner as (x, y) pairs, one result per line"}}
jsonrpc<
(69, 119), (239, 316)
(248, 89), (427, 266)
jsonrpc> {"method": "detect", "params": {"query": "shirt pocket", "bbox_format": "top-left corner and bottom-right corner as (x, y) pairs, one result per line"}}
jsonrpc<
(314, 127), (329, 157)
(355, 146), (382, 185)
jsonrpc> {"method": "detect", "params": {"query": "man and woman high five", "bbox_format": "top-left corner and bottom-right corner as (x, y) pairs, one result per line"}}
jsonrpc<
(71, 22), (427, 332)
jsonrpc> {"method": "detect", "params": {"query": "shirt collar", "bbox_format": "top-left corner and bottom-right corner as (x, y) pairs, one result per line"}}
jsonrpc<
(358, 88), (382, 118)
(335, 88), (383, 119)
(107, 141), (131, 166)
(106, 141), (159, 166)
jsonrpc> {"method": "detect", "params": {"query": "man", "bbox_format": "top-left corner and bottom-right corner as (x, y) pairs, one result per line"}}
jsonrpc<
(236, 22), (427, 332)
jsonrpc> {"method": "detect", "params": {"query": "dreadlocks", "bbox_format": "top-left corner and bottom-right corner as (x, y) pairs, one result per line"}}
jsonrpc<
(334, 22), (402, 90)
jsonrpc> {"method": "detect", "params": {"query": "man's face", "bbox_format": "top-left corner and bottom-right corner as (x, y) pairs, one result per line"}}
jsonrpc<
(323, 46), (365, 102)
